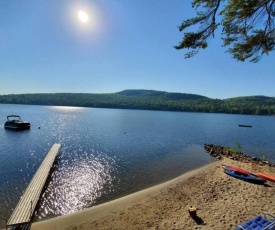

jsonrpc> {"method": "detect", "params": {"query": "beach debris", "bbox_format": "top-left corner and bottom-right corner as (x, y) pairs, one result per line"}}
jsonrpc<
(188, 205), (197, 217)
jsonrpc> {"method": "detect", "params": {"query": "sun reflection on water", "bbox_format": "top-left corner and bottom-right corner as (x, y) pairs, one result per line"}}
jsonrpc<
(48, 106), (86, 112)
(36, 150), (116, 219)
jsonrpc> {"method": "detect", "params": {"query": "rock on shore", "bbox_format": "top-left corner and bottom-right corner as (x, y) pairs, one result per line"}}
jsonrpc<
(204, 144), (274, 167)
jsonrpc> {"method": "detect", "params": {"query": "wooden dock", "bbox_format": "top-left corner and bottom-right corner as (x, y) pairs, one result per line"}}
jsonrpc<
(7, 143), (61, 227)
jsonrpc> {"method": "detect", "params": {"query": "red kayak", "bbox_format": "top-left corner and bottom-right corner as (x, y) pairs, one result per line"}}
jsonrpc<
(222, 164), (251, 174)
(257, 173), (275, 183)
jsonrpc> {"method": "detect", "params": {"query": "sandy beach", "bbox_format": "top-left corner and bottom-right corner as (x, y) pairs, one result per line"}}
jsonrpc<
(31, 157), (275, 230)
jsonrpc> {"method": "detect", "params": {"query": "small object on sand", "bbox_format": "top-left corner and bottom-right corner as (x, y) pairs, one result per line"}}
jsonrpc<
(188, 205), (197, 217)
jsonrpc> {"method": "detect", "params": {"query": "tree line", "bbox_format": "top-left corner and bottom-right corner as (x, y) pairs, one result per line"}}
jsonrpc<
(0, 90), (275, 115)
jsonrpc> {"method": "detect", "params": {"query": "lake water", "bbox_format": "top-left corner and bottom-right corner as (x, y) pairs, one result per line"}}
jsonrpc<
(0, 104), (275, 226)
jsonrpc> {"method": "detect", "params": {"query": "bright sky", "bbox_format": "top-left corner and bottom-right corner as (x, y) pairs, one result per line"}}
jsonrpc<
(0, 0), (274, 99)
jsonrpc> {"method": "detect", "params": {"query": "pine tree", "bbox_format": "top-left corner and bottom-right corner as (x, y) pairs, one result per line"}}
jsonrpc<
(175, 0), (275, 62)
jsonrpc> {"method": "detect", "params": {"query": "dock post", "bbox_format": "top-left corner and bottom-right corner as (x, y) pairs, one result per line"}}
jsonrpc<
(30, 201), (33, 220)
(5, 205), (7, 230)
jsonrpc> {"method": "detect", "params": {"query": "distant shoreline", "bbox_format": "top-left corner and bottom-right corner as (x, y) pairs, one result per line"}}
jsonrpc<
(1, 89), (275, 116)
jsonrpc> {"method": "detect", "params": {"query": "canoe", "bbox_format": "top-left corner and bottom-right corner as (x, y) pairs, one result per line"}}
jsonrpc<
(223, 169), (266, 184)
(257, 173), (275, 183)
(221, 164), (251, 174)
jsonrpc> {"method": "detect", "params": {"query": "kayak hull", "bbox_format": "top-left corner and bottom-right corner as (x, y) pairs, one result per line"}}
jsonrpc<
(221, 164), (250, 174)
(257, 173), (275, 183)
(223, 169), (266, 184)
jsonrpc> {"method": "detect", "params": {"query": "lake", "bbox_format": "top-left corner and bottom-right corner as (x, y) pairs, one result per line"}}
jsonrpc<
(0, 104), (274, 226)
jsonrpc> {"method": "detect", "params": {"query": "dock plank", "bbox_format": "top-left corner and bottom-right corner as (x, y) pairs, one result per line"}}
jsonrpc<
(7, 143), (61, 226)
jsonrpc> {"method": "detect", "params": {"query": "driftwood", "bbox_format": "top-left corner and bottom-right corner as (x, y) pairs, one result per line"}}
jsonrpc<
(204, 144), (274, 167)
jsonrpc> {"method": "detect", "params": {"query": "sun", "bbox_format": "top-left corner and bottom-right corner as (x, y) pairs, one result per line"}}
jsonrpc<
(78, 10), (89, 23)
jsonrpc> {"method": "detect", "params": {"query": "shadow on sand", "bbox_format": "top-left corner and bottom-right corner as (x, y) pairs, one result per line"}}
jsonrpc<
(191, 214), (205, 225)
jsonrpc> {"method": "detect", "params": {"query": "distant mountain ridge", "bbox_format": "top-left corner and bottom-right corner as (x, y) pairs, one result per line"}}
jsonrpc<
(117, 89), (209, 100)
(0, 89), (274, 115)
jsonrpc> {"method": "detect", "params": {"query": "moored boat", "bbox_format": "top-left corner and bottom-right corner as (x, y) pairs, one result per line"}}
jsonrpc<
(4, 115), (31, 130)
(239, 125), (252, 128)
(257, 173), (275, 183)
(223, 169), (266, 184)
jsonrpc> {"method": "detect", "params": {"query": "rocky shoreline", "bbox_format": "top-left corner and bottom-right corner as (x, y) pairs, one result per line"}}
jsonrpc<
(204, 143), (275, 167)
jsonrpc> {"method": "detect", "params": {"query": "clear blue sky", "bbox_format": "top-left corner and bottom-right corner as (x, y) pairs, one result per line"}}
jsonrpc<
(0, 0), (274, 99)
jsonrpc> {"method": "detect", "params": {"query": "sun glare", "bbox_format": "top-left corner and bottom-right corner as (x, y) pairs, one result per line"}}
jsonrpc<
(78, 10), (89, 23)
(68, 3), (104, 40)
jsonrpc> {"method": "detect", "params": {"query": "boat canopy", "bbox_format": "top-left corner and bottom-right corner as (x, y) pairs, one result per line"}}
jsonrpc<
(7, 115), (22, 120)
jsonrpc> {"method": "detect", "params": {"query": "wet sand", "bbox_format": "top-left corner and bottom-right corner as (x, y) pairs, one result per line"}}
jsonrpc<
(31, 158), (275, 230)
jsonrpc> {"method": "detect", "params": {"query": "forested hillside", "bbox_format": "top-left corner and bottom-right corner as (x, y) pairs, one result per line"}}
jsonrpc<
(0, 90), (275, 115)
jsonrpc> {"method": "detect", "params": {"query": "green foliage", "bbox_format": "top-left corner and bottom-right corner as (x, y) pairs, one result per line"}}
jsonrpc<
(0, 90), (275, 115)
(227, 147), (237, 153)
(175, 0), (275, 62)
(234, 141), (242, 152)
(226, 147), (238, 158)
